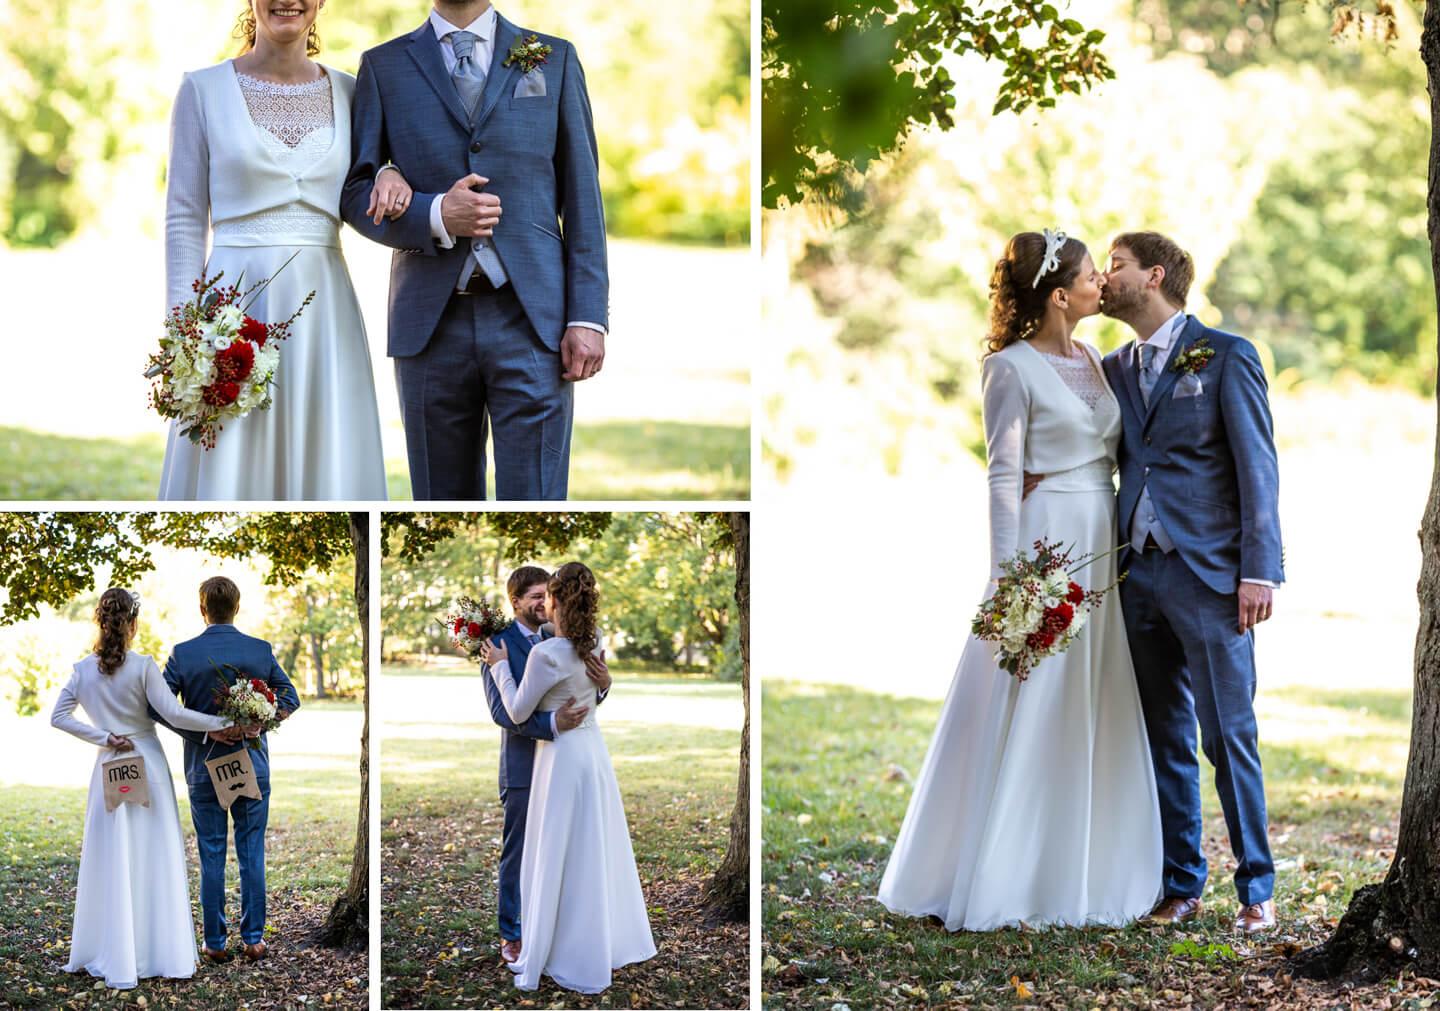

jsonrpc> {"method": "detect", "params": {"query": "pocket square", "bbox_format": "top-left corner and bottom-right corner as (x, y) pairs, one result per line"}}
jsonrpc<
(1174, 373), (1204, 398)
(514, 69), (546, 99)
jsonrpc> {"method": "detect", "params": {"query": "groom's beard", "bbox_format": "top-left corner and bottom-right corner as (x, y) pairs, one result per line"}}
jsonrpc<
(1100, 281), (1145, 326)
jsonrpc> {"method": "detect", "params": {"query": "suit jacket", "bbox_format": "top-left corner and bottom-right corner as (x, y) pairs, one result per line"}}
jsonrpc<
(340, 15), (608, 357)
(1102, 315), (1284, 595)
(151, 624), (301, 789)
(481, 622), (556, 793)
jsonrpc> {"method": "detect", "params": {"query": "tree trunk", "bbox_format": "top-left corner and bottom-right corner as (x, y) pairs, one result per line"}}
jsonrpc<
(318, 513), (369, 948)
(1294, 6), (1440, 980)
(306, 591), (328, 699)
(704, 511), (749, 921)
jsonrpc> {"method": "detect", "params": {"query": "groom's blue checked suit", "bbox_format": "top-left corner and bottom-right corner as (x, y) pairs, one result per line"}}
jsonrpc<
(1103, 314), (1283, 908)
(149, 624), (300, 951)
(340, 8), (607, 501)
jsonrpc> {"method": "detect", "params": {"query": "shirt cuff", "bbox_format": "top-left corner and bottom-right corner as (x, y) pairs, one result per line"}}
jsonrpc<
(430, 195), (455, 249)
(549, 711), (559, 736)
(566, 321), (607, 336)
(1240, 578), (1279, 588)
(376, 164), (401, 180)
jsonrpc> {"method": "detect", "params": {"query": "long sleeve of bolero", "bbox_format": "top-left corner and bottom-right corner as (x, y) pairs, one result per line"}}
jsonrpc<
(981, 352), (1030, 580)
(165, 73), (211, 314)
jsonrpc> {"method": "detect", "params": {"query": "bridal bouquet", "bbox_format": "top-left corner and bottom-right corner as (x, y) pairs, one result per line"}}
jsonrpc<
(144, 253), (313, 449)
(439, 596), (514, 661)
(972, 538), (1124, 682)
(211, 661), (282, 751)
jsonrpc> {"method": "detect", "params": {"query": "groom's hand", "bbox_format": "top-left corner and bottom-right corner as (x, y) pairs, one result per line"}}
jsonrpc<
(561, 326), (605, 382)
(441, 174), (502, 238)
(554, 696), (590, 732)
(1237, 582), (1274, 633)
(1022, 471), (1044, 500)
(208, 727), (242, 745)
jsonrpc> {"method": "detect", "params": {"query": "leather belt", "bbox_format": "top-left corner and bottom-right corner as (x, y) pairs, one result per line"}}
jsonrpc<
(455, 270), (499, 295)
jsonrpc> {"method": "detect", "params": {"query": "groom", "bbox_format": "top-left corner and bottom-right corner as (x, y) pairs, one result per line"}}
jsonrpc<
(341, 0), (609, 501)
(151, 576), (299, 962)
(480, 565), (610, 963)
(1099, 231), (1284, 934)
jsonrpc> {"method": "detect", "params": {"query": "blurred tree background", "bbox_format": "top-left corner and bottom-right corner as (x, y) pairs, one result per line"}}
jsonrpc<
(761, 0), (1432, 484)
(0, 0), (749, 248)
(0, 538), (361, 716)
(381, 511), (740, 678)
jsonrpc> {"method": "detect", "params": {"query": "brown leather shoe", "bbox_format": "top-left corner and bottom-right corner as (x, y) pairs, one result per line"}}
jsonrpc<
(201, 946), (231, 964)
(1235, 899), (1276, 934)
(500, 938), (522, 963)
(1142, 896), (1204, 924)
(242, 940), (268, 961)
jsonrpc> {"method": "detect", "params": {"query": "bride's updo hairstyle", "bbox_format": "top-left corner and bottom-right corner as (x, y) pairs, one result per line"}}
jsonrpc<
(94, 588), (141, 676)
(985, 231), (1090, 356)
(234, 2), (322, 57)
(549, 562), (600, 659)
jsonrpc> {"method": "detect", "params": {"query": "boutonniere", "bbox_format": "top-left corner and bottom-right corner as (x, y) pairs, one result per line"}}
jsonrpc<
(1171, 338), (1216, 375)
(504, 35), (553, 74)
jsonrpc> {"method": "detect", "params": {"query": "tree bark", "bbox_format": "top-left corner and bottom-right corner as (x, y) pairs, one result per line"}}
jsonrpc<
(704, 511), (749, 921)
(1294, 4), (1440, 980)
(318, 512), (369, 949)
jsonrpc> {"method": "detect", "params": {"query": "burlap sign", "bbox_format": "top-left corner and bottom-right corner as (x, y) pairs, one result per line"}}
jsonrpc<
(101, 755), (151, 813)
(205, 747), (263, 810)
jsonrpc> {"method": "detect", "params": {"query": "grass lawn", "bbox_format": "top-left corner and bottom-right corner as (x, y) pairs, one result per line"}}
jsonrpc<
(0, 420), (747, 502)
(0, 712), (364, 1011)
(380, 668), (748, 1009)
(761, 680), (1429, 1010)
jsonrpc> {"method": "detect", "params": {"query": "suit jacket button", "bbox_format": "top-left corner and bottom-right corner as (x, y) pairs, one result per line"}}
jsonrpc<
(1144, 436), (1151, 445)
(470, 141), (482, 153)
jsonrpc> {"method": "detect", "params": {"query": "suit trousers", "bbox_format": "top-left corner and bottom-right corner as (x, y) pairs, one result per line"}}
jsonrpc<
(498, 786), (529, 941)
(1120, 546), (1275, 906)
(187, 777), (271, 948)
(394, 285), (573, 500)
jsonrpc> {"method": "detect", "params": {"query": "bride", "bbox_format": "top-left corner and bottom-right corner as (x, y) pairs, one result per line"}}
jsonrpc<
(480, 562), (656, 993)
(50, 589), (235, 988)
(158, 0), (409, 500)
(876, 230), (1163, 929)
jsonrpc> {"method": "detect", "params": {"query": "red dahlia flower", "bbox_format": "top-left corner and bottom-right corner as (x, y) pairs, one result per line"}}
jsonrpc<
(218, 340), (255, 381)
(239, 316), (268, 345)
(467, 622), (482, 638)
(1067, 582), (1085, 604)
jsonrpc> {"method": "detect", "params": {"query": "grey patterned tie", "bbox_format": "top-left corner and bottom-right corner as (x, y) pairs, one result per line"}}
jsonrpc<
(448, 30), (508, 287)
(1138, 341), (1158, 407)
(527, 632), (540, 645)
(449, 31), (485, 119)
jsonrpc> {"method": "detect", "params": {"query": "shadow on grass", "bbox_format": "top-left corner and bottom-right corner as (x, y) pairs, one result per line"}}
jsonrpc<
(1, 418), (747, 501)
(384, 419), (750, 502)
(761, 680), (1412, 1010)
(380, 690), (748, 1009)
(0, 771), (364, 1010)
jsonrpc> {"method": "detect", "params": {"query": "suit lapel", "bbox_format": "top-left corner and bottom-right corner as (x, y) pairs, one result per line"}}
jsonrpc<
(1143, 315), (1200, 430)
(507, 624), (533, 683)
(474, 15), (523, 132)
(1113, 340), (1145, 428)
(405, 20), (473, 133)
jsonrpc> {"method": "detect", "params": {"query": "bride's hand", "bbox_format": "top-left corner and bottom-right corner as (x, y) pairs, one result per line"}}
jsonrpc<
(369, 167), (414, 225)
(479, 639), (508, 668)
(106, 733), (134, 752)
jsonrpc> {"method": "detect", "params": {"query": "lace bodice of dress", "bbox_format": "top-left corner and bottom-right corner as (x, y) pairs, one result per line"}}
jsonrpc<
(216, 70), (338, 239)
(1037, 348), (1110, 411)
(236, 71), (334, 149)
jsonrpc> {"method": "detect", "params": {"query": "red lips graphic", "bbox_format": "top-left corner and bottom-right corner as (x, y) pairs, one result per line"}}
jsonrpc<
(118, 786), (131, 794)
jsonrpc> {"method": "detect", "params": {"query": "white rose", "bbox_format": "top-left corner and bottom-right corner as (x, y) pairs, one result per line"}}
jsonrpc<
(212, 334), (232, 351)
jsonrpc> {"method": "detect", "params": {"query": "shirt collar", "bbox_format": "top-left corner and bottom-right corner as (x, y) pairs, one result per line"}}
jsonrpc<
(513, 618), (538, 639)
(431, 5), (496, 43)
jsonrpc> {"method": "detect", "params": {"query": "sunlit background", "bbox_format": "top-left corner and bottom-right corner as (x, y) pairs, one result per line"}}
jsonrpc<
(0, 0), (751, 500)
(755, 0), (1432, 714)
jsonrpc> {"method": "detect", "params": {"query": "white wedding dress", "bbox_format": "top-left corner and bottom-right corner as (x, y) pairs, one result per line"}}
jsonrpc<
(158, 61), (387, 500)
(50, 651), (232, 988)
(877, 340), (1163, 929)
(490, 638), (657, 992)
